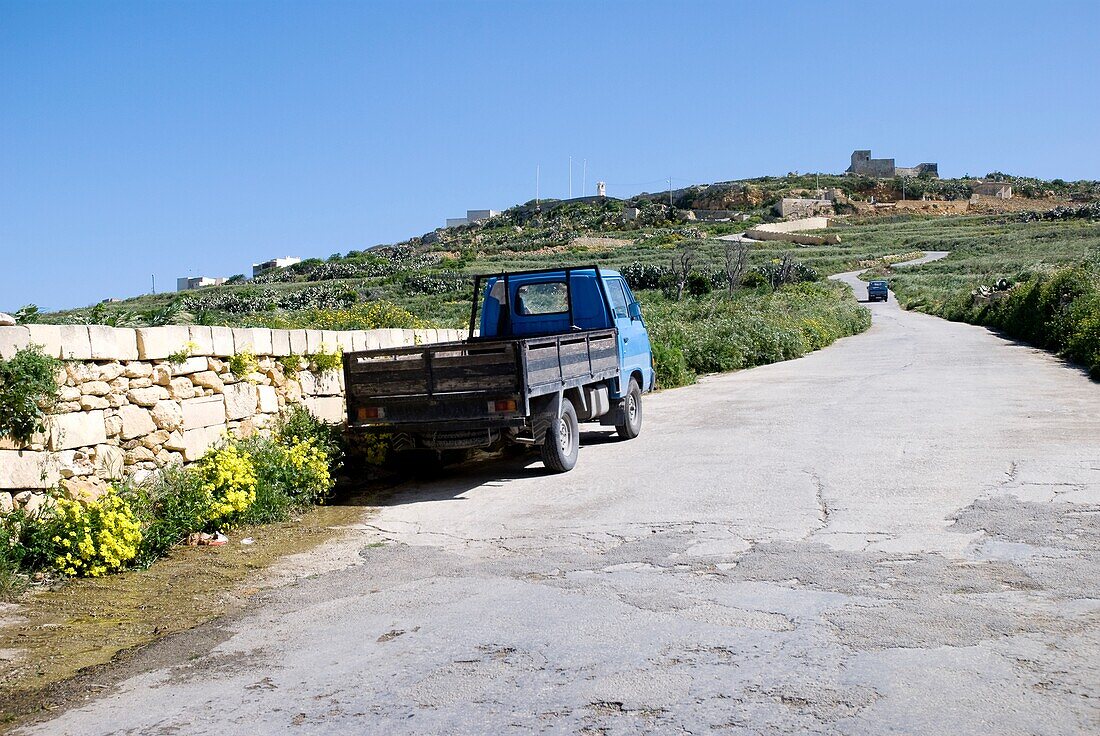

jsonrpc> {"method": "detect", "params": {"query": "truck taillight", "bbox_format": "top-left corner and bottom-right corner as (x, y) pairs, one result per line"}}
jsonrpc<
(357, 406), (384, 420)
(489, 399), (517, 413)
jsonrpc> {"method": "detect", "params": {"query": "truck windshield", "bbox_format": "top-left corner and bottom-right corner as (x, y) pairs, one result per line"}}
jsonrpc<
(516, 281), (568, 315)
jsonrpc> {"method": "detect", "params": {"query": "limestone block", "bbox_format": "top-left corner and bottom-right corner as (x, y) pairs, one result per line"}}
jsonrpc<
(127, 386), (169, 407)
(332, 331), (354, 352)
(284, 380), (302, 404)
(187, 326), (215, 355)
(118, 405), (157, 440)
(224, 383), (258, 421)
(96, 362), (125, 382)
(182, 395), (227, 429)
(249, 328), (273, 355)
(136, 326), (190, 360)
(172, 356), (208, 375)
(59, 386), (81, 402)
(320, 330), (340, 351)
(125, 361), (154, 379)
(94, 445), (125, 480)
(88, 326), (139, 361)
(191, 371), (224, 392)
(79, 396), (110, 411)
(125, 446), (156, 465)
(141, 429), (171, 448)
(127, 377), (151, 389)
(207, 357), (225, 373)
(54, 325), (92, 360)
(57, 450), (94, 478)
(25, 324), (63, 358)
(303, 396), (346, 424)
(152, 364), (172, 386)
(210, 326), (234, 356)
(48, 410), (107, 450)
(81, 381), (111, 397)
(271, 330), (292, 356)
(164, 431), (186, 452)
(297, 370), (316, 395)
(305, 330), (324, 353)
(151, 400), (184, 431)
(168, 377), (195, 400)
(104, 414), (123, 437)
(0, 450), (61, 489)
(0, 492), (12, 513)
(0, 326), (30, 360)
(288, 330), (308, 354)
(231, 328), (255, 353)
(257, 385), (279, 413)
(179, 425), (224, 461)
(313, 370), (342, 396)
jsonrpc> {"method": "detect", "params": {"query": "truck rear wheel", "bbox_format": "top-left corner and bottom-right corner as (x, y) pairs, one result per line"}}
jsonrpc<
(541, 399), (579, 472)
(616, 379), (643, 440)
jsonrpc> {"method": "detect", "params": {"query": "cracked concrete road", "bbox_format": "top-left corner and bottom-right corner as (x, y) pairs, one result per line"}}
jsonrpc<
(22, 258), (1100, 735)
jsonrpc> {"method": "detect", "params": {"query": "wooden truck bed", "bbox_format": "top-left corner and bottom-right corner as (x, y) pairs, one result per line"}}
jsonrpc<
(344, 329), (619, 430)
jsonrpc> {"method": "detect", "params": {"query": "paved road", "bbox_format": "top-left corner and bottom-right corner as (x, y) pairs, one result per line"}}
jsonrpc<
(24, 258), (1100, 735)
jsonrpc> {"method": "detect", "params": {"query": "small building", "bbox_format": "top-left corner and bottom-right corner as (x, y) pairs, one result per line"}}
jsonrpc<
(972, 181), (1013, 199)
(445, 209), (501, 228)
(176, 276), (226, 291)
(252, 256), (301, 278)
(775, 197), (833, 218)
(847, 150), (938, 179)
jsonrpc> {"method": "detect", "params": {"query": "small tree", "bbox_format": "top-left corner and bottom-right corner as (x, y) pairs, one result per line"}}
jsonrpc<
(669, 243), (697, 301)
(724, 240), (749, 295)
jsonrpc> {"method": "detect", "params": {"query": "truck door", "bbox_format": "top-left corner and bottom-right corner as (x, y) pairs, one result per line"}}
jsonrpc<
(604, 276), (652, 395)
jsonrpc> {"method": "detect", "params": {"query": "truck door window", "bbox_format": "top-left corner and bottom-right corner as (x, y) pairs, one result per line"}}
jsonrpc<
(515, 281), (568, 315)
(606, 279), (629, 318)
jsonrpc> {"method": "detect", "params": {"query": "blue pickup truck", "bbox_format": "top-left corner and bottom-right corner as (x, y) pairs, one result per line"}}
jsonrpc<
(343, 266), (655, 472)
(867, 280), (890, 302)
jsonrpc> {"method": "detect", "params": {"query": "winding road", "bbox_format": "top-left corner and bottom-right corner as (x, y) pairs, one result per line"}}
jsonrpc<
(21, 254), (1100, 735)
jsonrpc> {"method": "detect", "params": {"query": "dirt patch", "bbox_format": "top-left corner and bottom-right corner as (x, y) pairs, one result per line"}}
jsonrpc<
(0, 491), (382, 732)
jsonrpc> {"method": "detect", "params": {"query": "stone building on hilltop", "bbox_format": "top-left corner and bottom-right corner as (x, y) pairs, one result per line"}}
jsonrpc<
(847, 150), (938, 178)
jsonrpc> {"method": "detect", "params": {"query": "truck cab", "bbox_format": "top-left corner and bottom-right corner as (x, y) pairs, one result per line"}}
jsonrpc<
(479, 268), (655, 396)
(344, 265), (654, 472)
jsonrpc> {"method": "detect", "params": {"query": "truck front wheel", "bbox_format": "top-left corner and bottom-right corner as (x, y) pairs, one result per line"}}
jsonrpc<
(541, 399), (579, 472)
(616, 379), (643, 440)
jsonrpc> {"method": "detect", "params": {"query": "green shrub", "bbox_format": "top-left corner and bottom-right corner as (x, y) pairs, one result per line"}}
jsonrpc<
(128, 467), (213, 566)
(228, 351), (258, 376)
(237, 435), (334, 524)
(0, 345), (61, 445)
(307, 345), (342, 373)
(640, 280), (870, 388)
(275, 404), (343, 467)
(27, 489), (142, 578)
(650, 340), (694, 388)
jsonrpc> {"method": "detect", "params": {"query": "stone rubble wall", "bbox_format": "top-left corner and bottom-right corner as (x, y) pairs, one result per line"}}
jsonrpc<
(0, 324), (466, 509)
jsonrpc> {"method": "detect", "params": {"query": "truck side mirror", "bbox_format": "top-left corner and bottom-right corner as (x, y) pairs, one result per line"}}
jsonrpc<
(627, 302), (642, 321)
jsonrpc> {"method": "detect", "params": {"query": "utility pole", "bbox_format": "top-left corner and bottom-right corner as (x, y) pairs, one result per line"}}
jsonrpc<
(902, 177), (907, 201)
(582, 158), (587, 198)
(536, 164), (540, 206)
(568, 157), (573, 199)
(668, 176), (673, 208)
(151, 275), (156, 295)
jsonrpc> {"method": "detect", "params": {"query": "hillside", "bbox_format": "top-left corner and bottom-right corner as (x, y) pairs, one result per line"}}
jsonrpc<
(13, 171), (1100, 385)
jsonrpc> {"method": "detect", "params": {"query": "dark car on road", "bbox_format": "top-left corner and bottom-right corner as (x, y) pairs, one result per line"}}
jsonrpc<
(867, 280), (889, 302)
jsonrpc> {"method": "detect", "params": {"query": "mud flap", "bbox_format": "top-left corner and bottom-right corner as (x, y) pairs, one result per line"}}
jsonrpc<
(530, 391), (562, 444)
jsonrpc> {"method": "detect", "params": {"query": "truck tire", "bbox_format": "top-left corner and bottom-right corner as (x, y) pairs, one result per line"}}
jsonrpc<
(541, 399), (579, 472)
(616, 378), (643, 440)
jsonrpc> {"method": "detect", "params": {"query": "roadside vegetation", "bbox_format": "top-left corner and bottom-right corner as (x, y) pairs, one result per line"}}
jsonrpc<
(853, 209), (1100, 377)
(0, 406), (343, 598)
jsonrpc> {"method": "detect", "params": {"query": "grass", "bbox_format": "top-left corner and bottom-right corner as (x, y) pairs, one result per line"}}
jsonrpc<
(640, 280), (871, 388)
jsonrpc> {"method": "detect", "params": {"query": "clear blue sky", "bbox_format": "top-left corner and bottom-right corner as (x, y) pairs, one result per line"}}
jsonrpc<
(2, 0), (1098, 311)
